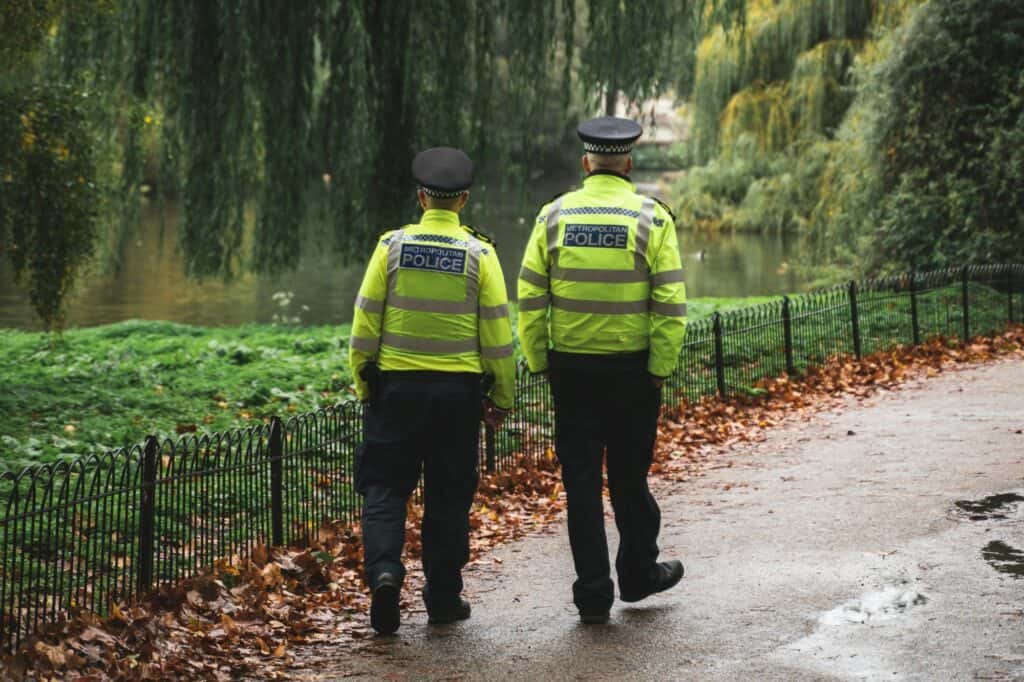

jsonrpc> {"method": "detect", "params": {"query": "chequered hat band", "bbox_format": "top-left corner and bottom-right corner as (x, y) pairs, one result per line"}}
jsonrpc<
(583, 142), (633, 154)
(420, 186), (465, 198)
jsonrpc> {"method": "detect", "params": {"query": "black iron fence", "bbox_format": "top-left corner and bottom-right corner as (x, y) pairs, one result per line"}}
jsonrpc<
(2, 264), (1022, 651)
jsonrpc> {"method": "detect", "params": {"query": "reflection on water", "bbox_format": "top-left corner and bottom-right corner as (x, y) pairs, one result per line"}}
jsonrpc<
(680, 230), (803, 299)
(0, 171), (810, 330)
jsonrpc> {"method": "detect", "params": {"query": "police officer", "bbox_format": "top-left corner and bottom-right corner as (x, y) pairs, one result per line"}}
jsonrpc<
(517, 117), (687, 624)
(349, 147), (515, 635)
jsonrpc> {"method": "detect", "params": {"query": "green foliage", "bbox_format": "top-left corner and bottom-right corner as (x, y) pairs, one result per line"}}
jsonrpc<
(632, 142), (694, 170)
(0, 321), (354, 468)
(580, 0), (693, 113)
(872, 0), (1024, 270)
(671, 135), (782, 228)
(811, 0), (1024, 273)
(0, 1), (56, 70)
(0, 85), (99, 329)
(691, 0), (873, 163)
(673, 0), (892, 240)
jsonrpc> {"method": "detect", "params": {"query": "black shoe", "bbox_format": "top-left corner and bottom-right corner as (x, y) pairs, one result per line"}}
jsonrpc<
(579, 609), (610, 625)
(427, 597), (472, 625)
(619, 560), (684, 603)
(370, 572), (401, 635)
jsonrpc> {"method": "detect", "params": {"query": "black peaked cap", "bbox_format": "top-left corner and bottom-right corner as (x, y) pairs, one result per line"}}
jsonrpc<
(577, 116), (643, 154)
(412, 147), (474, 198)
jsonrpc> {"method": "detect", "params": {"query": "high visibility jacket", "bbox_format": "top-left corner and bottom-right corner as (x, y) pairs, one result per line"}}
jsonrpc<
(349, 209), (515, 409)
(517, 172), (687, 377)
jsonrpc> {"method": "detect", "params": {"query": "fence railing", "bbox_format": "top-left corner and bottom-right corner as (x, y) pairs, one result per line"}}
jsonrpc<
(2, 263), (1022, 651)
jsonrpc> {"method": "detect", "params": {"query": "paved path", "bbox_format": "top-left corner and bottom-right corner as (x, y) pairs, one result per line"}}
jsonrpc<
(298, 360), (1024, 681)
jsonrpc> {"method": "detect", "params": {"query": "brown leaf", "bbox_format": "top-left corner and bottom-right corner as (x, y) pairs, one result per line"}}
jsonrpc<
(252, 542), (269, 568)
(34, 641), (66, 667)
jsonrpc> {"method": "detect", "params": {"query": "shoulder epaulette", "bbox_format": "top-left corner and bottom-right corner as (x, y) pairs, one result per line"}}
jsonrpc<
(462, 225), (496, 247)
(549, 190), (569, 203)
(653, 197), (677, 223)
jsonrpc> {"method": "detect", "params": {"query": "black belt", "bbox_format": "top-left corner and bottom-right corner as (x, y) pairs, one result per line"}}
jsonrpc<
(549, 349), (649, 371)
(380, 370), (481, 385)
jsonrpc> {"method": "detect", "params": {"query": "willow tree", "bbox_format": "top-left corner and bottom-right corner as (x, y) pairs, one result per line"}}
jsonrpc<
(673, 0), (921, 234)
(7, 0), (740, 326)
(691, 0), (878, 162)
(0, 1), (106, 330)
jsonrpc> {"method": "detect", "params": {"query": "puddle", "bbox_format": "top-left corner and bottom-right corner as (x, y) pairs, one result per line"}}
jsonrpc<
(954, 492), (1024, 521)
(982, 540), (1024, 579)
(820, 586), (927, 625)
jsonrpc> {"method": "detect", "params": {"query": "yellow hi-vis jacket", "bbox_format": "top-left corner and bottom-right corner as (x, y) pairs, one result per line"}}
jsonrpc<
(349, 208), (515, 409)
(517, 172), (687, 377)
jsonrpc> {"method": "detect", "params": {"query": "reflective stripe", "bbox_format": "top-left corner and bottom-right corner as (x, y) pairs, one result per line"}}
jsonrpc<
(560, 206), (641, 219)
(464, 239), (482, 302)
(634, 198), (656, 265)
(545, 198), (563, 258)
(551, 295), (648, 315)
(518, 295), (549, 312)
(387, 294), (476, 314)
(380, 332), (479, 354)
(650, 268), (685, 287)
(386, 229), (406, 276)
(355, 294), (384, 314)
(480, 343), (514, 359)
(479, 303), (509, 319)
(518, 266), (548, 289)
(649, 301), (687, 317)
(350, 335), (380, 353)
(551, 265), (647, 283)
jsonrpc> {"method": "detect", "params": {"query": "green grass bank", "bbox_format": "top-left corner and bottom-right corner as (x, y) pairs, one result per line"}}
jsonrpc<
(0, 298), (766, 470)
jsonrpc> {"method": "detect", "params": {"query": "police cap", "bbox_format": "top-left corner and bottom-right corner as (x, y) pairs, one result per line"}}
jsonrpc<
(577, 116), (643, 154)
(412, 147), (474, 198)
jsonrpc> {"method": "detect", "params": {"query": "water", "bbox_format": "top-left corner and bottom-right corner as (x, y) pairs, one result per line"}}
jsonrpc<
(954, 493), (1024, 521)
(981, 541), (1024, 579)
(0, 170), (811, 330)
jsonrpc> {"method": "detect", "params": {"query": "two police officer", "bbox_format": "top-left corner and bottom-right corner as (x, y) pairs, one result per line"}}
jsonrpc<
(350, 117), (687, 634)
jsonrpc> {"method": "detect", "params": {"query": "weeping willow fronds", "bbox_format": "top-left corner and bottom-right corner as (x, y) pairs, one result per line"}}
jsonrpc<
(790, 39), (861, 137)
(692, 0), (873, 160)
(676, 0), (925, 239)
(720, 82), (792, 157)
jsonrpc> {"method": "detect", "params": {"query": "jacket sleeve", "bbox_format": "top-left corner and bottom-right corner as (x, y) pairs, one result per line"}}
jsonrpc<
(348, 235), (390, 399)
(516, 207), (552, 373)
(478, 246), (515, 409)
(646, 207), (687, 378)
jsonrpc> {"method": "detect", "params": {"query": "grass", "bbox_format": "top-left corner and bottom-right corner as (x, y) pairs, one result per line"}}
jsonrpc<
(0, 321), (353, 471)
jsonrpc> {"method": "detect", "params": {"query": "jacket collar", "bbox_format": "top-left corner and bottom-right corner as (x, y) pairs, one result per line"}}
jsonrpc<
(583, 171), (636, 193)
(419, 208), (461, 229)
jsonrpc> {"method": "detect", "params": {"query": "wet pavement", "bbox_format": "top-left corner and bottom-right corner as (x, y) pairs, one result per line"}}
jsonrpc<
(293, 360), (1024, 681)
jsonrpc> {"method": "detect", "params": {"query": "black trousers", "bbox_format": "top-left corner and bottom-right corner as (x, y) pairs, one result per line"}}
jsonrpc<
(549, 351), (663, 612)
(355, 371), (481, 610)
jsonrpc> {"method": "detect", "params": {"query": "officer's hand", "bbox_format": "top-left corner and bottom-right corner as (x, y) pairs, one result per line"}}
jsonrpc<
(649, 375), (665, 390)
(482, 399), (509, 430)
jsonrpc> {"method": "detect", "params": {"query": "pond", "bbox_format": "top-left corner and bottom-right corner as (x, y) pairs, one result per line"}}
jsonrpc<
(0, 171), (811, 330)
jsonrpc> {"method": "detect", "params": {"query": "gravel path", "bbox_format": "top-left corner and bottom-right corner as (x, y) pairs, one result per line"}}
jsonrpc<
(293, 360), (1024, 681)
